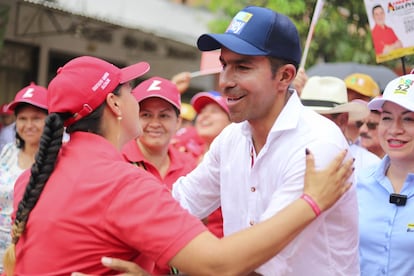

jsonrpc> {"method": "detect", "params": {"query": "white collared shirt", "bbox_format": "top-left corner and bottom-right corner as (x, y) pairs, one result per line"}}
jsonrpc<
(173, 92), (360, 275)
(349, 143), (381, 178)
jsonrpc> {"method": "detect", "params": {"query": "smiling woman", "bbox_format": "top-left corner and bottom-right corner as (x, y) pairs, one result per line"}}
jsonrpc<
(357, 73), (414, 275)
(121, 77), (197, 193)
(0, 82), (48, 273)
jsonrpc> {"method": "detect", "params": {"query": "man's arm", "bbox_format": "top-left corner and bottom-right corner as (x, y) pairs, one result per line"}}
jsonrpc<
(72, 149), (354, 276)
(383, 39), (403, 53)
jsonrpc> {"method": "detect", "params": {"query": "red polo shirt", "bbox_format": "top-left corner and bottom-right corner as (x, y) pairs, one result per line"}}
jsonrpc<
(122, 139), (197, 191)
(372, 24), (399, 54)
(13, 132), (206, 275)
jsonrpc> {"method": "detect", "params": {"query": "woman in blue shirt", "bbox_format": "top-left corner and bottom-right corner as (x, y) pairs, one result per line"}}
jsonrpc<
(358, 73), (414, 276)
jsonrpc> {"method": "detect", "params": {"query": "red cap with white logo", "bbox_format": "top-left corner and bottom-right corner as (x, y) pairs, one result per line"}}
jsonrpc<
(132, 76), (181, 110)
(0, 103), (13, 115)
(48, 56), (150, 126)
(7, 82), (48, 112)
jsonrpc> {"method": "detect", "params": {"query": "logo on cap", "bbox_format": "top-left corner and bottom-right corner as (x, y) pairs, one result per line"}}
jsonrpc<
(394, 77), (414, 95)
(22, 87), (35, 99)
(351, 77), (365, 86)
(92, 72), (111, 92)
(147, 80), (163, 91)
(226, 11), (253, 34)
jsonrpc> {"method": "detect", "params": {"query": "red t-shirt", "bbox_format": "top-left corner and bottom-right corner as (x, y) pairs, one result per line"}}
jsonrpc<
(206, 208), (224, 238)
(372, 24), (399, 54)
(122, 139), (197, 191)
(13, 132), (206, 275)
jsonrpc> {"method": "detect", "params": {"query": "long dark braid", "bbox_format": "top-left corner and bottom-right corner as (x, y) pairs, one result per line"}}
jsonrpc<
(3, 87), (118, 275)
(3, 112), (65, 276)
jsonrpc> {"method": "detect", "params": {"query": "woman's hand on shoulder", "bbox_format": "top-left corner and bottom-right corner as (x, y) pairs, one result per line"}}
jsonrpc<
(303, 149), (354, 212)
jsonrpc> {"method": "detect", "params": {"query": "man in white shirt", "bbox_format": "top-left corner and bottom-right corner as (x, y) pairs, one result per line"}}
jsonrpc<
(94, 6), (360, 275)
(171, 6), (359, 275)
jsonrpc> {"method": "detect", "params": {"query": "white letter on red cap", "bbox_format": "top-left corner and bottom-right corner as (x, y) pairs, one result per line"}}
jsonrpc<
(147, 80), (162, 91)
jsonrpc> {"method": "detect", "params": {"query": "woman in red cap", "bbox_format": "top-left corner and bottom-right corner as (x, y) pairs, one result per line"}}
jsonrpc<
(121, 77), (198, 275)
(122, 77), (197, 193)
(4, 56), (352, 276)
(0, 82), (48, 273)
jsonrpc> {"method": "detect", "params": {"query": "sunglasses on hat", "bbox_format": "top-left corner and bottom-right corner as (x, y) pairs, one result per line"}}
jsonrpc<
(355, 121), (379, 130)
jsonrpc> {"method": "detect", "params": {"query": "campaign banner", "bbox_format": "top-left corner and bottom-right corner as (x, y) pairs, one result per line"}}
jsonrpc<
(364, 0), (414, 63)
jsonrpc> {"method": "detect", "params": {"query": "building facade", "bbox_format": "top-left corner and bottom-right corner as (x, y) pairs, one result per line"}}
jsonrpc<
(0, 0), (218, 104)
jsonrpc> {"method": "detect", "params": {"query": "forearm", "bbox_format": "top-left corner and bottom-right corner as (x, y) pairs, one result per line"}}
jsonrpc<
(170, 198), (315, 275)
(76, 150), (352, 276)
(384, 40), (403, 52)
(393, 40), (402, 49)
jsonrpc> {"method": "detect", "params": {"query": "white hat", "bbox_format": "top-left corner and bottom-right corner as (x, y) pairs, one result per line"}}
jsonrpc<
(301, 76), (369, 121)
(368, 74), (414, 111)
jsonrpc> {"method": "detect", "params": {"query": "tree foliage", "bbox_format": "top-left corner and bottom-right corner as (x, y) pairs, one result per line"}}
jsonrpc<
(199, 0), (413, 72)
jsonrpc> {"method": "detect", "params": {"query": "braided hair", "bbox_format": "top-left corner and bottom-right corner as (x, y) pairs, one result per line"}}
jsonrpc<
(2, 86), (119, 276)
(3, 113), (65, 275)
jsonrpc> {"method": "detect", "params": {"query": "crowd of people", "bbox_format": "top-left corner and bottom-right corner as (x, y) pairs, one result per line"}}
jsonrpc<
(0, 5), (413, 276)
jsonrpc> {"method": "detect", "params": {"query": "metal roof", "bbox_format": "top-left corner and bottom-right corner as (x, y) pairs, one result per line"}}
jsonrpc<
(23, 0), (215, 46)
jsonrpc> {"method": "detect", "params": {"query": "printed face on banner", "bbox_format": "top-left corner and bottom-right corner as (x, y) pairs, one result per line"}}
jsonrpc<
(364, 0), (414, 63)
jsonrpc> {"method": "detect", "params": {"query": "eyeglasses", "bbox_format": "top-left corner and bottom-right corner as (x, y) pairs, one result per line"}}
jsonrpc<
(355, 121), (379, 130)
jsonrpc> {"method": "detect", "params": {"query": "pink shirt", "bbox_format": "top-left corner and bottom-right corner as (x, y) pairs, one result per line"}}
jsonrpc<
(122, 139), (196, 191)
(13, 132), (205, 275)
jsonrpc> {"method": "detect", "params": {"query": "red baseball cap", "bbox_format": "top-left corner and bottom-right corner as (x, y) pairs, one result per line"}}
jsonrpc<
(191, 91), (229, 115)
(48, 56), (150, 126)
(7, 82), (48, 112)
(0, 103), (13, 115)
(132, 76), (181, 110)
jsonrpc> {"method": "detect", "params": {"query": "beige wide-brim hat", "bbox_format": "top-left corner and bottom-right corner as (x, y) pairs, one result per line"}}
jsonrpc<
(301, 76), (369, 121)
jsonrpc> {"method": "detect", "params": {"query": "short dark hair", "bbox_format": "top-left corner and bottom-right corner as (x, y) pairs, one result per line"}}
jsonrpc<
(267, 56), (297, 79)
(372, 5), (383, 15)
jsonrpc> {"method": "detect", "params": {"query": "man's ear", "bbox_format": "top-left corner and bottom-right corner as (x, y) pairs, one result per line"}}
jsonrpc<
(337, 112), (349, 130)
(278, 64), (296, 84)
(275, 64), (296, 91)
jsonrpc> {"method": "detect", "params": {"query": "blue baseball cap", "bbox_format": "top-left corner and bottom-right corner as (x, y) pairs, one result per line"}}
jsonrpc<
(197, 6), (302, 66)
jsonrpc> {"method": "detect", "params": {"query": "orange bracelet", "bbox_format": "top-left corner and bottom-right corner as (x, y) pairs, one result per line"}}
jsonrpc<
(300, 194), (321, 217)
